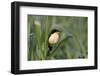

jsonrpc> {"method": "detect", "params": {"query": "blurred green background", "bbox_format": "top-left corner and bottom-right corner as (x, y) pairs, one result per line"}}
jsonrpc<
(28, 15), (88, 61)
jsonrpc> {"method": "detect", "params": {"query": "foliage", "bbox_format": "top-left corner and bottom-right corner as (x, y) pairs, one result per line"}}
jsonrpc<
(28, 15), (88, 60)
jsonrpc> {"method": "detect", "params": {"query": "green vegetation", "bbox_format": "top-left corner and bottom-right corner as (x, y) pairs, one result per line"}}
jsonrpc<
(28, 15), (88, 60)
